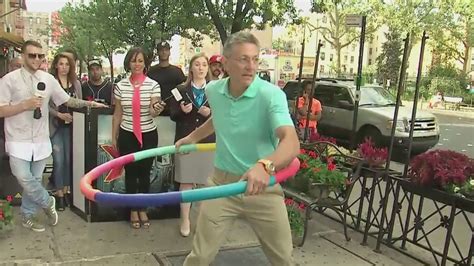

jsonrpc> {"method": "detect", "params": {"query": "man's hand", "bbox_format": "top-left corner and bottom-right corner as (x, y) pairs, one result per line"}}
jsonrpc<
(175, 136), (195, 154)
(22, 96), (42, 111)
(198, 106), (211, 117)
(58, 112), (73, 123)
(180, 102), (193, 114)
(240, 164), (270, 196)
(90, 101), (108, 108)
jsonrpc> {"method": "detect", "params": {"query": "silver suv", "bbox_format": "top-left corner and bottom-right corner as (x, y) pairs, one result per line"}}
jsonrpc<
(283, 80), (440, 154)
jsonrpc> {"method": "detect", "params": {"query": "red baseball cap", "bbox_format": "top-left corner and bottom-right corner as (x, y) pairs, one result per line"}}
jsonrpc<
(209, 54), (222, 64)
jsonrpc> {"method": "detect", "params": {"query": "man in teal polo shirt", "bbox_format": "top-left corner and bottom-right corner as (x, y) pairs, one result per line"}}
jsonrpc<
(176, 31), (300, 266)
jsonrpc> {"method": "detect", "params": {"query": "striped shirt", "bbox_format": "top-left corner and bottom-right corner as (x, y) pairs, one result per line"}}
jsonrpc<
(114, 77), (161, 133)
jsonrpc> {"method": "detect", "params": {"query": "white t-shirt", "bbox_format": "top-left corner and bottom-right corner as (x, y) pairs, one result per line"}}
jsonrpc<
(0, 68), (70, 161)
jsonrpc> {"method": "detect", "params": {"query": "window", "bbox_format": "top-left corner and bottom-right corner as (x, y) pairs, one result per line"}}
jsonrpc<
(350, 68), (354, 74)
(344, 55), (348, 62)
(368, 59), (372, 65)
(330, 54), (333, 62)
(322, 16), (327, 23)
(350, 56), (354, 63)
(36, 18), (40, 24)
(314, 86), (353, 107)
(29, 18), (32, 24)
(320, 65), (325, 73)
(342, 65), (347, 73)
(321, 40), (326, 47)
(369, 48), (373, 55)
(352, 44), (356, 51)
(321, 52), (325, 61)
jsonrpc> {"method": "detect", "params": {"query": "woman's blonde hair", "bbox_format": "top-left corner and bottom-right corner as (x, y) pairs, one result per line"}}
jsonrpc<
(183, 53), (211, 88)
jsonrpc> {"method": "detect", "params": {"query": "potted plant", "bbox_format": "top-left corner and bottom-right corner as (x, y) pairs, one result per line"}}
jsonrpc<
(356, 137), (388, 168)
(409, 149), (474, 199)
(286, 148), (347, 198)
(0, 195), (14, 231)
(285, 197), (306, 246)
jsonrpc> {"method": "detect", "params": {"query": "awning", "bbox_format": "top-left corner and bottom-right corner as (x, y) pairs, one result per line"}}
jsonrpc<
(0, 31), (24, 48)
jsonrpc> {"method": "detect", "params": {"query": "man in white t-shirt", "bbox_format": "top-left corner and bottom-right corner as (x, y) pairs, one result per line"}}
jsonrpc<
(0, 40), (106, 232)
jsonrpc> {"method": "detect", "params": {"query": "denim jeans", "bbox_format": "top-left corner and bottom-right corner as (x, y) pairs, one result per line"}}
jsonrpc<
(51, 126), (72, 190)
(9, 156), (50, 219)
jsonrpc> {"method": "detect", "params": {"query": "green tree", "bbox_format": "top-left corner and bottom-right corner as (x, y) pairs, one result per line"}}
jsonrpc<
(197, 0), (300, 45)
(376, 27), (403, 90)
(310, 0), (378, 76)
(430, 0), (474, 73)
(422, 63), (469, 98)
(57, 3), (99, 75)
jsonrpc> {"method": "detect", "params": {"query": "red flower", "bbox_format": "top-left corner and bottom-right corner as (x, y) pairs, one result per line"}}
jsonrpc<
(300, 161), (308, 169)
(298, 202), (306, 210)
(6, 195), (12, 202)
(0, 212), (3, 220)
(327, 163), (336, 171)
(300, 149), (307, 155)
(307, 151), (317, 158)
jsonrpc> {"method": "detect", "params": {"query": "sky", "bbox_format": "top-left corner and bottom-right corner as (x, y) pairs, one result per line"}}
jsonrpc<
(26, 0), (68, 13)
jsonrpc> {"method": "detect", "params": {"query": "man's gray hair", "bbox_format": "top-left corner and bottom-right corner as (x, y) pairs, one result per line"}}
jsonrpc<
(223, 31), (260, 57)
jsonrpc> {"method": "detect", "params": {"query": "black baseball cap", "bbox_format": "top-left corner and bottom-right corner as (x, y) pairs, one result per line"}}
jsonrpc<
(157, 41), (171, 50)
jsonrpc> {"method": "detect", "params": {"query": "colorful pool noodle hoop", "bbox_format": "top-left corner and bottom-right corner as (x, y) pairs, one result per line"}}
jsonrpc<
(80, 143), (300, 208)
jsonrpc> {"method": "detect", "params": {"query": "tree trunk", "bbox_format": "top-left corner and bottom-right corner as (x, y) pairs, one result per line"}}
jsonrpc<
(336, 43), (342, 76)
(462, 45), (471, 74)
(108, 52), (114, 83)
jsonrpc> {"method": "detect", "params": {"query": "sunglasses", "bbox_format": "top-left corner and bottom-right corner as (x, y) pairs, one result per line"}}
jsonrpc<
(27, 53), (45, 60)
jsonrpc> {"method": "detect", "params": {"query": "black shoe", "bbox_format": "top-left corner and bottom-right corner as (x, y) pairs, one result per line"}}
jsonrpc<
(64, 193), (71, 207)
(55, 196), (66, 211)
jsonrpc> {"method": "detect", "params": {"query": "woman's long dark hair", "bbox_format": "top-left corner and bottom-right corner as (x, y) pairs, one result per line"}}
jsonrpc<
(123, 47), (151, 74)
(50, 53), (77, 83)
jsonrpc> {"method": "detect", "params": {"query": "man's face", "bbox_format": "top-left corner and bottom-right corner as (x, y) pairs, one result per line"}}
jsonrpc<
(223, 43), (259, 87)
(22, 45), (44, 72)
(158, 47), (170, 61)
(209, 62), (223, 78)
(89, 65), (103, 82)
(303, 84), (312, 96)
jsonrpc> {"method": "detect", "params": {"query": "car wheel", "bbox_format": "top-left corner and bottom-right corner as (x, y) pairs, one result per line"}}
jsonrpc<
(358, 127), (383, 147)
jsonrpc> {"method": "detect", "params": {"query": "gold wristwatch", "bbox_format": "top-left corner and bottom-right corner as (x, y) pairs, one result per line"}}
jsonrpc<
(257, 159), (276, 175)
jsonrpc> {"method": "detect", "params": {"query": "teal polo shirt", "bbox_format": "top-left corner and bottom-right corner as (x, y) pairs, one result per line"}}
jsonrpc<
(206, 76), (294, 176)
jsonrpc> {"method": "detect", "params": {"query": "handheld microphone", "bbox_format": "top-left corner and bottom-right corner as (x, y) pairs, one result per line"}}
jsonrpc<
(33, 82), (46, 119)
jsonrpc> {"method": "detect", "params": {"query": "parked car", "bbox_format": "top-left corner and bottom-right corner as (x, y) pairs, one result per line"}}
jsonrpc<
(283, 79), (440, 154)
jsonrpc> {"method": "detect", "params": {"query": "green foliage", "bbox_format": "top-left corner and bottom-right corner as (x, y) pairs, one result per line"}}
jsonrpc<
(376, 27), (403, 90)
(422, 64), (469, 97)
(199, 0), (300, 45)
(310, 0), (380, 75)
(0, 199), (14, 230)
(284, 198), (305, 237)
(297, 153), (346, 192)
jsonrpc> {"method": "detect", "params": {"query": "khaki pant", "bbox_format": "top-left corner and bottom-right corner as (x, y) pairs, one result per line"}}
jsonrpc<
(183, 168), (294, 266)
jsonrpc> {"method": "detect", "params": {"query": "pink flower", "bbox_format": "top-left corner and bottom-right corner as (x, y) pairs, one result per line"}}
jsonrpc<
(6, 195), (12, 202)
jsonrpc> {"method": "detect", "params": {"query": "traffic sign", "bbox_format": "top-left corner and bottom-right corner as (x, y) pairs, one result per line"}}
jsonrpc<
(345, 15), (363, 27)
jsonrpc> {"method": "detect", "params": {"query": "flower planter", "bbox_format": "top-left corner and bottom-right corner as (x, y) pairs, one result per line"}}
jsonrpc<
(397, 178), (474, 212)
(308, 183), (330, 199)
(291, 229), (305, 247)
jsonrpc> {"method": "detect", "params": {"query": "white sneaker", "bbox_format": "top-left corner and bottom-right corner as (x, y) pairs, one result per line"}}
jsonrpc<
(22, 217), (46, 232)
(43, 196), (58, 226)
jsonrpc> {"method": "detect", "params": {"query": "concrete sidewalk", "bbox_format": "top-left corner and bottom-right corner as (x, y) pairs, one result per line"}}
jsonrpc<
(0, 205), (424, 266)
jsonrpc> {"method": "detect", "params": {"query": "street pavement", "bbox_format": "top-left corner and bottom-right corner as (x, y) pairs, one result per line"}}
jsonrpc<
(433, 113), (474, 158)
(1, 203), (423, 265)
